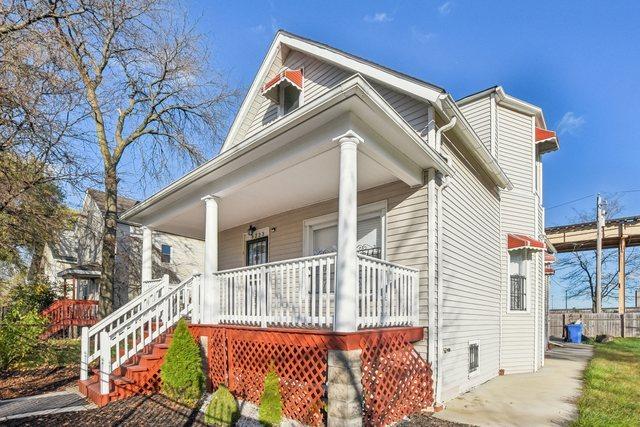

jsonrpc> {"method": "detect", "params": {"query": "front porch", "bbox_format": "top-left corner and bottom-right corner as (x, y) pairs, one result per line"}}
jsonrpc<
(129, 109), (441, 333)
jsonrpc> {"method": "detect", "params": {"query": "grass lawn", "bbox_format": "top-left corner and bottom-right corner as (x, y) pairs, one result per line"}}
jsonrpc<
(573, 338), (640, 426)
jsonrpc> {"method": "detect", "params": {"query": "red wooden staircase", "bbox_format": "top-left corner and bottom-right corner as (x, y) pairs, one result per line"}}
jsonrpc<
(77, 274), (199, 406)
(79, 330), (173, 406)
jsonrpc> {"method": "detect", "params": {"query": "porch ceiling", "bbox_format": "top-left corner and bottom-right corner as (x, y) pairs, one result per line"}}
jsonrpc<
(148, 145), (397, 239)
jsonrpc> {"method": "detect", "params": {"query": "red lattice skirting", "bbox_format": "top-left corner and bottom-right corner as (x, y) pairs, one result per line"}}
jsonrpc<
(360, 331), (434, 426)
(190, 325), (429, 426)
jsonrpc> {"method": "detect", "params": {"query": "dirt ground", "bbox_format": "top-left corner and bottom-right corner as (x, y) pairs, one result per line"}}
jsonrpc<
(0, 366), (78, 400)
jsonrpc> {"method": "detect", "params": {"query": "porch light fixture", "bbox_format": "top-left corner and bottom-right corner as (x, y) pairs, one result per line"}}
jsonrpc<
(247, 225), (257, 237)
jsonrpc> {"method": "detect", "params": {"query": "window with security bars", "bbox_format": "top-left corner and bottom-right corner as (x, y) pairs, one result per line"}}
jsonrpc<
(510, 274), (527, 311)
(469, 343), (479, 373)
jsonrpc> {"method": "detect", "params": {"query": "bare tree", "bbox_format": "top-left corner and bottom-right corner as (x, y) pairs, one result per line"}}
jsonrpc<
(44, 0), (237, 315)
(1, 1), (92, 274)
(557, 197), (640, 311)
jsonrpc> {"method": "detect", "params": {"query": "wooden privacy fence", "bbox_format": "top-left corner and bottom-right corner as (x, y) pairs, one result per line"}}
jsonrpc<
(549, 312), (640, 338)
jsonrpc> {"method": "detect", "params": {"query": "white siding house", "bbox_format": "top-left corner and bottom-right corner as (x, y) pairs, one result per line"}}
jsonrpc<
(79, 31), (559, 417)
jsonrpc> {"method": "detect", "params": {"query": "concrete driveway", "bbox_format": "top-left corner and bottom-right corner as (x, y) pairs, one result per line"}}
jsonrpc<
(434, 343), (593, 427)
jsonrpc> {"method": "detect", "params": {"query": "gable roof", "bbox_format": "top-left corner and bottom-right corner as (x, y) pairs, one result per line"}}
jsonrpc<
(218, 30), (509, 189)
(121, 74), (455, 222)
(86, 189), (138, 216)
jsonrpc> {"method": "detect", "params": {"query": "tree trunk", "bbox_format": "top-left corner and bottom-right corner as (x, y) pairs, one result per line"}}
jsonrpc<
(98, 166), (118, 317)
(27, 241), (45, 282)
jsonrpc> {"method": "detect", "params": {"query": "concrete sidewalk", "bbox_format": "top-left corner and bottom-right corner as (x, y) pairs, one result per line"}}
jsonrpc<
(435, 343), (593, 427)
(0, 388), (95, 421)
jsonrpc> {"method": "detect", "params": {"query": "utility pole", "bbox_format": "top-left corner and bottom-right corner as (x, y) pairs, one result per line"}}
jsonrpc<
(595, 194), (605, 313)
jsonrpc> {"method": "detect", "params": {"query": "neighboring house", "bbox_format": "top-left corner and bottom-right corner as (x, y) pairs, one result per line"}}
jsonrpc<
(41, 229), (78, 298)
(43, 189), (205, 306)
(81, 32), (558, 422)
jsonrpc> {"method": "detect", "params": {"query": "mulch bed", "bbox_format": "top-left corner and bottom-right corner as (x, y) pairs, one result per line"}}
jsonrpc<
(4, 394), (207, 426)
(398, 412), (474, 426)
(0, 366), (79, 400)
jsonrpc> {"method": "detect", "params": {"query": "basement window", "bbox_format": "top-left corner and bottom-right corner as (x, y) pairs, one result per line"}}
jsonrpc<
(469, 342), (479, 374)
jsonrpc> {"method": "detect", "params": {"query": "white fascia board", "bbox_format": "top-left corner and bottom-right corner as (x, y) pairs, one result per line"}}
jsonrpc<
(219, 35), (283, 153)
(439, 93), (512, 189)
(122, 74), (450, 222)
(278, 32), (444, 103)
(458, 86), (547, 130)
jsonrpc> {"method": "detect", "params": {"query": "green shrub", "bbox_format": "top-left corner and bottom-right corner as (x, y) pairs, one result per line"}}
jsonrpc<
(160, 318), (204, 406)
(8, 279), (57, 312)
(205, 385), (239, 426)
(258, 367), (282, 427)
(0, 306), (47, 371)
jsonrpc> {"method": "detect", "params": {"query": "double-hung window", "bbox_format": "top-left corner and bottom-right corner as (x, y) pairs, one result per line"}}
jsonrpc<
(509, 251), (527, 311)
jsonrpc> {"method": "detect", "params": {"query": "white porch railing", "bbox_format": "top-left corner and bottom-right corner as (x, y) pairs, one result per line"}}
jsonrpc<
(214, 252), (419, 329)
(356, 254), (420, 328)
(216, 253), (337, 328)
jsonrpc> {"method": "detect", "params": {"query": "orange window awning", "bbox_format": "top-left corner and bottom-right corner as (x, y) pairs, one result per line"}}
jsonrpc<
(544, 253), (556, 264)
(508, 234), (545, 252)
(535, 127), (559, 153)
(261, 68), (303, 102)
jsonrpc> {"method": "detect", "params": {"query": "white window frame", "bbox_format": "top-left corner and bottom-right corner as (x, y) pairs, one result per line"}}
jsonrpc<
(507, 248), (531, 314)
(302, 201), (387, 258)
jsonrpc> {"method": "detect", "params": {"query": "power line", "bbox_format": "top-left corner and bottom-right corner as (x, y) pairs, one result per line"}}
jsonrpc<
(547, 189), (640, 210)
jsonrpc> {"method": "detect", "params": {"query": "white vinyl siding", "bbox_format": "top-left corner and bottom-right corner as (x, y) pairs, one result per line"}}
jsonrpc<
(497, 105), (543, 374)
(459, 96), (492, 153)
(234, 49), (433, 149)
(439, 135), (501, 401)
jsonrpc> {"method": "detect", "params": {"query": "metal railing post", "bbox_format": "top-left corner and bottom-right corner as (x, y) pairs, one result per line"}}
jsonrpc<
(80, 326), (89, 380)
(99, 331), (111, 395)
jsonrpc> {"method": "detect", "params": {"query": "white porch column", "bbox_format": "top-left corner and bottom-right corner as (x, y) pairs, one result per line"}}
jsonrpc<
(333, 131), (363, 332)
(202, 195), (220, 324)
(141, 226), (153, 283)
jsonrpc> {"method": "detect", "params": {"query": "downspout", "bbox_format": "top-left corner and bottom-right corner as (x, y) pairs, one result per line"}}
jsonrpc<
(433, 114), (455, 405)
(435, 116), (457, 153)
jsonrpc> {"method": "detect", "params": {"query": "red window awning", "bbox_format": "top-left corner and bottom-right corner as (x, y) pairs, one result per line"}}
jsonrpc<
(545, 266), (555, 276)
(535, 127), (559, 154)
(508, 234), (545, 252)
(544, 253), (556, 264)
(261, 68), (303, 102)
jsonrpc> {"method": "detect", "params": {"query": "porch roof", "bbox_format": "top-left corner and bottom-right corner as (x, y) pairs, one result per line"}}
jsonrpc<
(121, 75), (452, 238)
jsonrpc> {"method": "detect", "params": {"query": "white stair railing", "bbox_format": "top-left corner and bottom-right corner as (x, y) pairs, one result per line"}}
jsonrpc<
(80, 275), (170, 381)
(80, 275), (200, 393)
(97, 275), (197, 394)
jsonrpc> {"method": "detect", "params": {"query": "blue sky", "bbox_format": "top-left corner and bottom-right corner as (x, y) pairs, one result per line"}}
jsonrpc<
(118, 1), (640, 308)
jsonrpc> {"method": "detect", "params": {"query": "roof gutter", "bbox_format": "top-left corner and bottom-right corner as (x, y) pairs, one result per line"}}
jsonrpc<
(438, 93), (512, 190)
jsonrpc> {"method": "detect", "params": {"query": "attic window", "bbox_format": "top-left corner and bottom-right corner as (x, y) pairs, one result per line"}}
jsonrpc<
(261, 68), (303, 116)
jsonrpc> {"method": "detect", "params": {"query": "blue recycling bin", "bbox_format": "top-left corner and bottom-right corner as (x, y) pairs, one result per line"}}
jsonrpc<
(566, 323), (583, 343)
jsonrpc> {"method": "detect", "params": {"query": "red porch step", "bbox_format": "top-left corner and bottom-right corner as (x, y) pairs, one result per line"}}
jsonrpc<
(78, 331), (173, 406)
